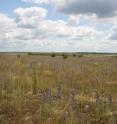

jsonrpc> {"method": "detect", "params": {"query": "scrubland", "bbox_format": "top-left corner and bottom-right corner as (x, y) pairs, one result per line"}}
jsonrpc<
(0, 54), (117, 124)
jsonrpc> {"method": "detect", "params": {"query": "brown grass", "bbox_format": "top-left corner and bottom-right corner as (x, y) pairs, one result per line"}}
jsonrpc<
(0, 54), (117, 124)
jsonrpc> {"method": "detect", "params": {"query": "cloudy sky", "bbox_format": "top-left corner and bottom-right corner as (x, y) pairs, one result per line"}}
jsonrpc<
(0, 0), (117, 52)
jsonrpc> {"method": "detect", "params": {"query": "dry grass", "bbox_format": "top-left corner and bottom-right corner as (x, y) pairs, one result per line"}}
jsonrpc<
(0, 54), (117, 124)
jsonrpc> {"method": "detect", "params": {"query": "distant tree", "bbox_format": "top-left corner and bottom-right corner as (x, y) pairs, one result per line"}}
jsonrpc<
(78, 54), (83, 58)
(51, 53), (56, 57)
(62, 54), (68, 59)
(72, 54), (76, 57)
(28, 52), (32, 56)
(17, 54), (21, 58)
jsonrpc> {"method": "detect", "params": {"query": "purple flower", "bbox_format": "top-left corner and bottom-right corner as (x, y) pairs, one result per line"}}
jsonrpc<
(44, 88), (52, 101)
(108, 95), (112, 106)
(56, 86), (62, 99)
(70, 90), (77, 110)
(95, 92), (100, 104)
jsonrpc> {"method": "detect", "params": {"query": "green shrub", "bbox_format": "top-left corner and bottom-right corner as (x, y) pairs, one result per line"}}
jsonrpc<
(78, 54), (83, 58)
(72, 54), (76, 57)
(28, 52), (32, 56)
(51, 53), (56, 57)
(62, 54), (68, 59)
(17, 54), (21, 58)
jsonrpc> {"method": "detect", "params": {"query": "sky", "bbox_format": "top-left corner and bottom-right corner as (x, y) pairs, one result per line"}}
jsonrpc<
(0, 0), (117, 52)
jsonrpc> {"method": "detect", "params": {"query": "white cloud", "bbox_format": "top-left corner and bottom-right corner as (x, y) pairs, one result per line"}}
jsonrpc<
(21, 0), (117, 26)
(67, 15), (80, 26)
(14, 7), (47, 28)
(0, 13), (17, 45)
(13, 7), (100, 41)
(108, 26), (117, 41)
(50, 0), (117, 18)
(22, 0), (117, 19)
(0, 5), (116, 52)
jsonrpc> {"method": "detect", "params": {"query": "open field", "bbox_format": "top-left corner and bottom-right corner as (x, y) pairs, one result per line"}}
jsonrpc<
(0, 53), (117, 124)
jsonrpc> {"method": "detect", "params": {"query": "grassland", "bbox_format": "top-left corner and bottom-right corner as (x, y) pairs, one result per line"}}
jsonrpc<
(0, 53), (117, 124)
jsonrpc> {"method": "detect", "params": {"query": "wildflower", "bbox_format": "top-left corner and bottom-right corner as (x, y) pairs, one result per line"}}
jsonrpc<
(70, 90), (77, 110)
(52, 85), (62, 101)
(56, 85), (62, 99)
(108, 95), (112, 106)
(44, 88), (52, 101)
(95, 92), (100, 104)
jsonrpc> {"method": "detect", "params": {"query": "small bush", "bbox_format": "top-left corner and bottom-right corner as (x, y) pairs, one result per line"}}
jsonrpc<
(28, 52), (32, 56)
(78, 54), (83, 58)
(17, 54), (21, 58)
(51, 53), (56, 57)
(62, 54), (68, 59)
(72, 54), (76, 57)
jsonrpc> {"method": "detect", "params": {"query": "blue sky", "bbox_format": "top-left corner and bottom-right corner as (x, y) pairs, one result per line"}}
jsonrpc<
(0, 0), (68, 21)
(0, 0), (27, 15)
(0, 0), (117, 52)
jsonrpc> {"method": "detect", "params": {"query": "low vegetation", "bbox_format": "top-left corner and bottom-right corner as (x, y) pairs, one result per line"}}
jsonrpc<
(0, 53), (117, 124)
